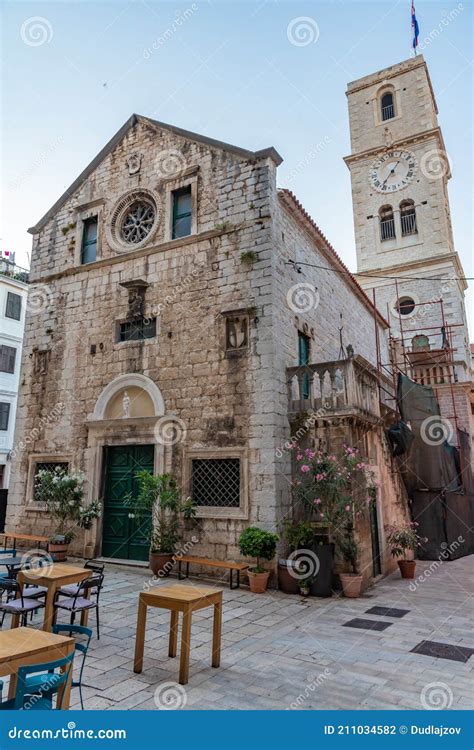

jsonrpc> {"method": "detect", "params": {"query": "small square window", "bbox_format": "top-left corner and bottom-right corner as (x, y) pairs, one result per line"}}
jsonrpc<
(5, 292), (22, 321)
(0, 403), (10, 431)
(118, 317), (156, 342)
(81, 216), (98, 264)
(172, 186), (192, 239)
(0, 345), (16, 374)
(191, 458), (241, 508)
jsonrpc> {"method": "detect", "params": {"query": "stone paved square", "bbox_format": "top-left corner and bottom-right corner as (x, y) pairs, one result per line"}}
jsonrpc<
(4, 556), (471, 711)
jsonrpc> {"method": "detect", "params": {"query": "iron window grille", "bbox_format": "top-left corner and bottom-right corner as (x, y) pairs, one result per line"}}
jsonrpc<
(380, 217), (396, 241)
(118, 317), (156, 342)
(33, 461), (69, 501)
(191, 458), (241, 508)
(5, 292), (22, 321)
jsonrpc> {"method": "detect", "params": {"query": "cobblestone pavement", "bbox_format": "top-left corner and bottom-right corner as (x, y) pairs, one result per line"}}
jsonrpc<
(7, 556), (474, 710)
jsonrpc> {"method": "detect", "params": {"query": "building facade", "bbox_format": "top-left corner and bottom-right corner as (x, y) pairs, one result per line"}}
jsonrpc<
(6, 109), (412, 583)
(344, 56), (472, 443)
(0, 261), (28, 490)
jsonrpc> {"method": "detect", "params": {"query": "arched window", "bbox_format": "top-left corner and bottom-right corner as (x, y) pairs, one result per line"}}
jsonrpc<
(381, 91), (395, 121)
(400, 199), (418, 236)
(379, 205), (396, 241)
(395, 296), (416, 316)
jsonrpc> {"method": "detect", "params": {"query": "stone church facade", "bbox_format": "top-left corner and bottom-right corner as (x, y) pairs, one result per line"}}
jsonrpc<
(8, 55), (469, 586)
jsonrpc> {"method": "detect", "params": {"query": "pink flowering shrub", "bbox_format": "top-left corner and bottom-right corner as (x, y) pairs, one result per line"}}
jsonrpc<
(292, 445), (377, 573)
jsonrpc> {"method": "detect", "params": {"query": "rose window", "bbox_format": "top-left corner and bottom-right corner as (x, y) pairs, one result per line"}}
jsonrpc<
(120, 200), (156, 244)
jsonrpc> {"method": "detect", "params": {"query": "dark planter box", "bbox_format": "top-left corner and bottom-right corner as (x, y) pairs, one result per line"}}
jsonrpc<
(310, 544), (334, 597)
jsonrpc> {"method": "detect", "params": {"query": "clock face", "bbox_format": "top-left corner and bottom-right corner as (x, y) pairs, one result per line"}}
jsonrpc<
(368, 150), (417, 193)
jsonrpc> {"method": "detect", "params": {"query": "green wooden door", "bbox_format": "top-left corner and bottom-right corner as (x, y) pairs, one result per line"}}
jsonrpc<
(102, 445), (154, 561)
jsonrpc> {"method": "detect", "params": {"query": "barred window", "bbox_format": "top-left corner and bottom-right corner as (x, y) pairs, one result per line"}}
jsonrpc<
(33, 461), (69, 501)
(191, 458), (241, 508)
(118, 317), (156, 342)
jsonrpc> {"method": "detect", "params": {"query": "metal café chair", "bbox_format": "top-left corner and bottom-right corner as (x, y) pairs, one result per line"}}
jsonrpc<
(0, 579), (45, 627)
(54, 574), (104, 639)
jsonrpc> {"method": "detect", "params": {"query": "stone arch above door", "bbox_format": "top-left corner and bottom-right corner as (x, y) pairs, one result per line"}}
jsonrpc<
(91, 374), (165, 420)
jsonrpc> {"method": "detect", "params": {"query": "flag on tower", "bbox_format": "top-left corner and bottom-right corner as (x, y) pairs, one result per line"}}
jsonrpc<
(411, 1), (419, 53)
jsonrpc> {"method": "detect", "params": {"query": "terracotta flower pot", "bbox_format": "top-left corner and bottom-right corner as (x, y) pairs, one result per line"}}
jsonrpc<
(398, 560), (416, 579)
(247, 570), (270, 593)
(149, 552), (174, 578)
(339, 572), (363, 598)
(48, 542), (68, 562)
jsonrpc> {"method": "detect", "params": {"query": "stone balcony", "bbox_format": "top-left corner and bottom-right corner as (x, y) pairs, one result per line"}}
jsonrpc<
(287, 355), (381, 424)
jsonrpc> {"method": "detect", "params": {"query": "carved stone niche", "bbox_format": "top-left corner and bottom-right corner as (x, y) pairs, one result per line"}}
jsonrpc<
(119, 279), (149, 321)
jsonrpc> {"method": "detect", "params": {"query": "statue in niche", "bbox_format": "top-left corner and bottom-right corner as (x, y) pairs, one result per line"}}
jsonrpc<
(383, 127), (394, 147)
(122, 391), (131, 419)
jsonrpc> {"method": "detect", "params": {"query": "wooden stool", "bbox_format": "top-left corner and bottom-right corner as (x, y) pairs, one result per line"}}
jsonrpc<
(133, 584), (223, 685)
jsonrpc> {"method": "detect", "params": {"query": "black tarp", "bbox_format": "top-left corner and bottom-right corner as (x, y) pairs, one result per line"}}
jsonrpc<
(396, 374), (461, 492)
(412, 490), (474, 560)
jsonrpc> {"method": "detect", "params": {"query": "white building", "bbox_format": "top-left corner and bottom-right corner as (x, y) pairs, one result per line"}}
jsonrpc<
(0, 260), (28, 490)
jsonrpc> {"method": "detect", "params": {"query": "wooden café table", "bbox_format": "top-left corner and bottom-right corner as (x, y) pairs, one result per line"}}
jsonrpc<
(0, 627), (75, 706)
(134, 584), (223, 685)
(16, 564), (92, 633)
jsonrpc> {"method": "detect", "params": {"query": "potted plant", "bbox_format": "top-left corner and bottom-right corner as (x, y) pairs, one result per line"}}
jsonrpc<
(238, 526), (278, 593)
(338, 533), (363, 598)
(278, 519), (316, 594)
(34, 468), (101, 560)
(385, 522), (427, 579)
(129, 471), (196, 577)
(299, 574), (315, 597)
(291, 445), (376, 597)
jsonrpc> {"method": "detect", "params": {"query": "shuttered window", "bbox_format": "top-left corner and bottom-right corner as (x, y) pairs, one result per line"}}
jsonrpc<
(6, 292), (22, 320)
(0, 346), (16, 374)
(0, 403), (10, 431)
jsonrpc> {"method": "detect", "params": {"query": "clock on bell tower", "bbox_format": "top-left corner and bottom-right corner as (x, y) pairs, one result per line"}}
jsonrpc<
(344, 55), (471, 391)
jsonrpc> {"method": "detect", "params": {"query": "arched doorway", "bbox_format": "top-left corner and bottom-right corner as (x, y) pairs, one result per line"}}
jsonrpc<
(86, 375), (166, 561)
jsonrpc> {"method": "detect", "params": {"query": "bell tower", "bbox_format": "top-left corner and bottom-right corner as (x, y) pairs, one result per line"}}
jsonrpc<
(344, 56), (471, 435)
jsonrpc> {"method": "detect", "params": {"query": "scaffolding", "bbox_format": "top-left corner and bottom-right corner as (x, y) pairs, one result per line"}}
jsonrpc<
(371, 280), (464, 451)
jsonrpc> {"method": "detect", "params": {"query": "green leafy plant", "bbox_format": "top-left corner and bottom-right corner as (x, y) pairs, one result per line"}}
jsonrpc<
(34, 468), (101, 544)
(127, 471), (196, 554)
(280, 520), (315, 552)
(240, 250), (258, 266)
(385, 522), (427, 561)
(238, 526), (278, 573)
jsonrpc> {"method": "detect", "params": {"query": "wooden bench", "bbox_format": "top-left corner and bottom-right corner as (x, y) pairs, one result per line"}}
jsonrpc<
(0, 532), (49, 551)
(177, 555), (248, 590)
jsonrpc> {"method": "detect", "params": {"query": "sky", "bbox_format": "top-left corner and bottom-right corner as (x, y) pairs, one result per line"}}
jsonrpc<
(1, 0), (473, 330)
